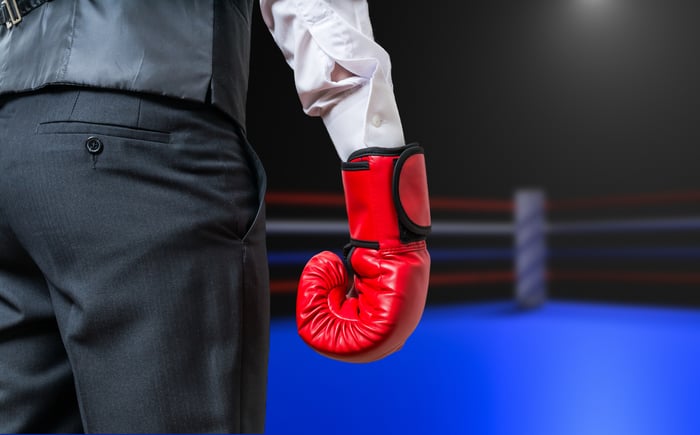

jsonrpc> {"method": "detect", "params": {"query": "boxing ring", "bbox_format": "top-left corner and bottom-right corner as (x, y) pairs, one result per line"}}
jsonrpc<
(266, 189), (700, 304)
(263, 189), (700, 435)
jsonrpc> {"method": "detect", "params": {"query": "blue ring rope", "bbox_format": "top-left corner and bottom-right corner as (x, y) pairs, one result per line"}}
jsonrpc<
(267, 247), (700, 266)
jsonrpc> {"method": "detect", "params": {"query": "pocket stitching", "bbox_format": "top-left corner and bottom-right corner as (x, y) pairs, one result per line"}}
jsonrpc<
(36, 121), (171, 144)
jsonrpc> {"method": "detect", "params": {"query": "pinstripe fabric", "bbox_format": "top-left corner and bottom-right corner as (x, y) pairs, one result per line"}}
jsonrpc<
(0, 87), (269, 433)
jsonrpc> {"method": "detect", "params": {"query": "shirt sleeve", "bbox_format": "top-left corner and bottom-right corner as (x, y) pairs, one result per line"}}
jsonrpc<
(259, 0), (406, 161)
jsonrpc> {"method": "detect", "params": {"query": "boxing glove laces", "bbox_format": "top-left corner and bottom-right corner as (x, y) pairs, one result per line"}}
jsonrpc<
(297, 144), (431, 362)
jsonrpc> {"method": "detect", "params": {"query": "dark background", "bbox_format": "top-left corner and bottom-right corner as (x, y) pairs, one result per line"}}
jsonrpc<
(246, 0), (700, 311)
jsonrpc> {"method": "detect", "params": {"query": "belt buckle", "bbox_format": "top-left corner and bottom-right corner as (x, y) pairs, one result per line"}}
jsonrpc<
(2, 0), (22, 29)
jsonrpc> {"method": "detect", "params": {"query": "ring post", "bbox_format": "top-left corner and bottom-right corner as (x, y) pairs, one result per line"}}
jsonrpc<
(515, 190), (547, 308)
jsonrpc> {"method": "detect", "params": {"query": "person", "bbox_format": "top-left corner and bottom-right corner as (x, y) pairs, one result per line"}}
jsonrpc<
(0, 0), (430, 432)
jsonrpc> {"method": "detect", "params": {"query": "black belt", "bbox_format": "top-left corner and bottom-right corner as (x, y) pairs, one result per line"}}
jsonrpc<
(1, 0), (51, 29)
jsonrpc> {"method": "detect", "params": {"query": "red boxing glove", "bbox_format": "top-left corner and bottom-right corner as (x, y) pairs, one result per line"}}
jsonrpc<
(297, 144), (431, 362)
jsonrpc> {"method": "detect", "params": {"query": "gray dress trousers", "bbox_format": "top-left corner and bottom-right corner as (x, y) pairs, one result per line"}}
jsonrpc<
(0, 87), (269, 433)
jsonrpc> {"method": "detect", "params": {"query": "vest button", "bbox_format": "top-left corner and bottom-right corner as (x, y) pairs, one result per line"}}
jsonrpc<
(85, 136), (103, 154)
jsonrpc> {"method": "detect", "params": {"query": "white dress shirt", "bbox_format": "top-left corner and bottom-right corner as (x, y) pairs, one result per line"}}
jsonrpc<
(260, 0), (405, 161)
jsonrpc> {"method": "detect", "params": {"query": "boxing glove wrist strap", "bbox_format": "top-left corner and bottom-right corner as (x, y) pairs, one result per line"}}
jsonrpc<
(341, 143), (431, 248)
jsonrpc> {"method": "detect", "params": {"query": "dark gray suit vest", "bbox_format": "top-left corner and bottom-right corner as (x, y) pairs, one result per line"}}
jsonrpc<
(0, 0), (253, 128)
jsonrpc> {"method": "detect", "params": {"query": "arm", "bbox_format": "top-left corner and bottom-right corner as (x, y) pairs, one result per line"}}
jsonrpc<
(260, 0), (431, 363)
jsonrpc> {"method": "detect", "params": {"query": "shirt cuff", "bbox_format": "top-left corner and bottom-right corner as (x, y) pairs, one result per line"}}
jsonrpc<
(322, 75), (406, 161)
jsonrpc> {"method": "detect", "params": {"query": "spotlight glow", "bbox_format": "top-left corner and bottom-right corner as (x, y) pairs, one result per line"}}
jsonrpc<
(579, 0), (607, 6)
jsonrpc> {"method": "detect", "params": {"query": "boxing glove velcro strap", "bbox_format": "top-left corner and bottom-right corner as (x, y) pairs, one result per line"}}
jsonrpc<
(393, 145), (431, 242)
(341, 144), (431, 246)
